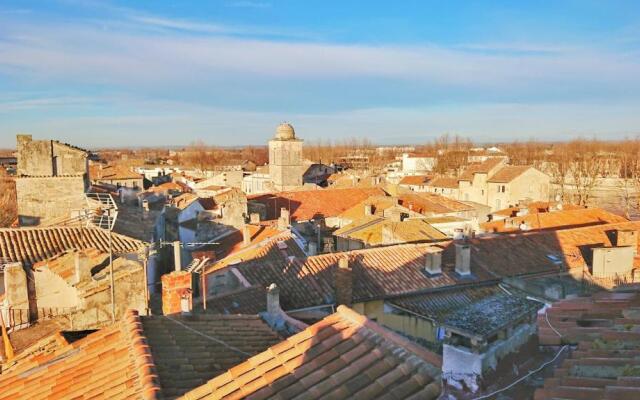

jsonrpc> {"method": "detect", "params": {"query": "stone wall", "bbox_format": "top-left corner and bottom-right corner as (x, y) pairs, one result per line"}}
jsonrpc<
(269, 139), (303, 191)
(17, 135), (87, 177)
(16, 176), (88, 225)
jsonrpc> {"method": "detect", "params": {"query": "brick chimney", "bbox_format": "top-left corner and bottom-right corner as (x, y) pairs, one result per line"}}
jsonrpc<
(454, 242), (471, 276)
(335, 257), (353, 306)
(74, 251), (92, 284)
(425, 250), (442, 275)
(266, 283), (282, 315)
(161, 271), (193, 315)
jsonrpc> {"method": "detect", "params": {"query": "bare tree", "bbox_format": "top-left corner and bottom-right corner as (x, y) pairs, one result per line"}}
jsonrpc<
(568, 140), (603, 206)
(0, 168), (16, 227)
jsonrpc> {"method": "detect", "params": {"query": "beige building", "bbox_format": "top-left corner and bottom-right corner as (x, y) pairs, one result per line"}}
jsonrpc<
(268, 123), (303, 191)
(429, 158), (551, 211)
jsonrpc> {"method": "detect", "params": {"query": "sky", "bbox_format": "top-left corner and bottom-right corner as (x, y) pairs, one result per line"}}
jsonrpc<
(1, 0), (640, 148)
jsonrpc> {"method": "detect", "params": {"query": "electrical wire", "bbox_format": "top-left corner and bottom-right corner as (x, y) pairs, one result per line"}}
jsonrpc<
(471, 307), (566, 400)
(163, 315), (252, 356)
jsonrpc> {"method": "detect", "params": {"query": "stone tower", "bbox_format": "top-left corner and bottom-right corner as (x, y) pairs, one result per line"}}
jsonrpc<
(268, 123), (303, 191)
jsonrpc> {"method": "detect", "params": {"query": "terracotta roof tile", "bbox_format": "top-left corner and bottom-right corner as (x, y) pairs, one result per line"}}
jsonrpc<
(481, 207), (627, 233)
(459, 158), (505, 181)
(487, 165), (534, 183)
(334, 218), (447, 246)
(0, 226), (144, 265)
(399, 175), (432, 186)
(427, 177), (459, 189)
(178, 306), (442, 400)
(248, 188), (385, 221)
(0, 310), (161, 400)
(535, 292), (640, 399)
(398, 192), (472, 215)
(89, 164), (143, 181)
(142, 314), (281, 398)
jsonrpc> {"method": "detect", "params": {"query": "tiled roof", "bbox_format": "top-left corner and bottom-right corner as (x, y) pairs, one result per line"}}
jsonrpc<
(89, 164), (143, 181)
(337, 195), (398, 221)
(334, 217), (447, 246)
(206, 231), (306, 272)
(142, 314), (281, 398)
(211, 242), (493, 311)
(535, 292), (640, 400)
(0, 310), (161, 400)
(481, 207), (628, 233)
(427, 176), (459, 189)
(398, 192), (473, 215)
(247, 187), (385, 221)
(33, 248), (107, 283)
(441, 293), (542, 339)
(179, 306), (442, 400)
(212, 224), (283, 261)
(171, 193), (200, 210)
(388, 282), (504, 321)
(399, 175), (432, 186)
(0, 226), (144, 265)
(487, 165), (533, 183)
(203, 286), (268, 315)
(459, 158), (505, 181)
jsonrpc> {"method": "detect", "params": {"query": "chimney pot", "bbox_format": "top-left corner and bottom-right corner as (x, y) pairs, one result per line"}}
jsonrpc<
(335, 257), (353, 306)
(243, 224), (251, 246)
(425, 250), (442, 275)
(173, 241), (182, 272)
(267, 283), (281, 314)
(454, 242), (471, 276)
(364, 204), (373, 216)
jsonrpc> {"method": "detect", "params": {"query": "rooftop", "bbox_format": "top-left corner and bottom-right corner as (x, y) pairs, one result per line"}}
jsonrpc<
(0, 226), (144, 265)
(481, 207), (628, 233)
(248, 187), (384, 222)
(427, 176), (459, 189)
(398, 192), (473, 215)
(399, 175), (432, 186)
(486, 165), (534, 183)
(334, 217), (448, 247)
(89, 163), (143, 181)
(179, 305), (442, 400)
(142, 314), (281, 398)
(535, 291), (640, 399)
(442, 293), (542, 339)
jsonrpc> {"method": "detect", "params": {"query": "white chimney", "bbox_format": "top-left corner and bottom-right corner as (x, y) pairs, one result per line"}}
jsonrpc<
(364, 204), (373, 216)
(74, 251), (92, 283)
(173, 241), (182, 272)
(454, 243), (471, 275)
(266, 283), (282, 315)
(308, 241), (318, 256)
(250, 212), (260, 224)
(425, 250), (442, 275)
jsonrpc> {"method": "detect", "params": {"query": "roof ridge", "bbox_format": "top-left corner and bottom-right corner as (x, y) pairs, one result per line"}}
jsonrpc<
(335, 305), (443, 368)
(123, 310), (162, 400)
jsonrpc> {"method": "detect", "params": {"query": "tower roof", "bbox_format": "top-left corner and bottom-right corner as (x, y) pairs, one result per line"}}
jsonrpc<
(274, 122), (295, 140)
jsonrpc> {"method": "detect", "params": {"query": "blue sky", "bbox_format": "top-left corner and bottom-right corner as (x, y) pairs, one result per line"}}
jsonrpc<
(1, 0), (640, 148)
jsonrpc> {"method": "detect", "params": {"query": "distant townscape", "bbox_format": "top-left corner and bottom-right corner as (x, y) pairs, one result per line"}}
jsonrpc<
(1, 126), (640, 399)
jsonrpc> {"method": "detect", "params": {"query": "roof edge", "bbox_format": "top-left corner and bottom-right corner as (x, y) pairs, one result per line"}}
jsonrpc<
(336, 305), (443, 368)
(123, 310), (163, 400)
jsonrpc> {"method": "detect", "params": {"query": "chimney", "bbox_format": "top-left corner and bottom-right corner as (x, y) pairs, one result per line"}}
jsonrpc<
(266, 283), (282, 315)
(243, 224), (251, 246)
(364, 204), (373, 216)
(141, 199), (149, 212)
(454, 242), (471, 276)
(335, 257), (353, 306)
(278, 207), (290, 231)
(425, 250), (442, 275)
(173, 241), (182, 272)
(250, 212), (260, 224)
(179, 288), (192, 315)
(308, 241), (318, 256)
(74, 251), (92, 284)
(3, 263), (28, 308)
(616, 229), (638, 248)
